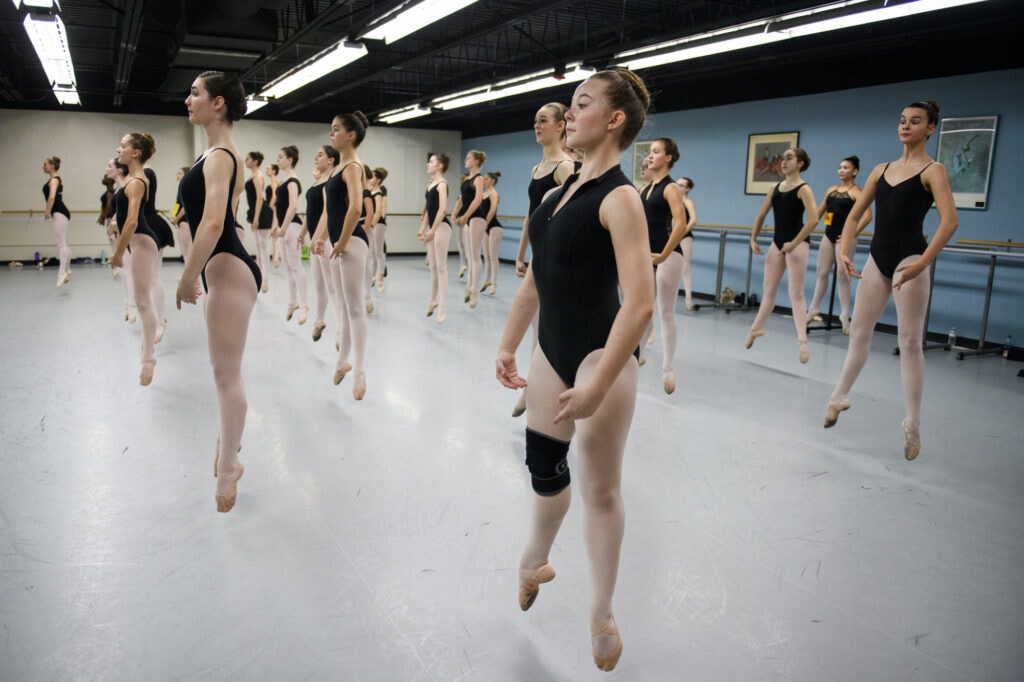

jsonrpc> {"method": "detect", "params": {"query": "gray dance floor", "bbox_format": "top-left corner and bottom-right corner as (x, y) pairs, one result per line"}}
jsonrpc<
(1, 257), (1022, 681)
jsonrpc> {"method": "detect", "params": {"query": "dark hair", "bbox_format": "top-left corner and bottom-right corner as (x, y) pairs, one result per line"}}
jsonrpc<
(268, 163), (279, 174)
(180, 166), (190, 174)
(790, 147), (810, 171)
(197, 71), (247, 122)
(321, 145), (339, 165)
(125, 133), (156, 163)
(430, 152), (450, 172)
(468, 149), (486, 165)
(681, 177), (694, 190)
(280, 145), (299, 166)
(46, 156), (61, 171)
(373, 167), (388, 182)
(842, 155), (860, 172)
(248, 151), (264, 166)
(114, 160), (129, 177)
(589, 68), (651, 150)
(102, 175), (114, 188)
(907, 98), (940, 125)
(486, 171), (501, 183)
(655, 137), (679, 168)
(335, 111), (370, 147)
(539, 102), (568, 139)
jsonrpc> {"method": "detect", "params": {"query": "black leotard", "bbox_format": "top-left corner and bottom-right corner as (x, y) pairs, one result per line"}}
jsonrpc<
(374, 186), (387, 225)
(325, 162), (368, 245)
(530, 165), (637, 387)
(114, 178), (158, 247)
(43, 177), (70, 219)
(179, 148), (261, 292)
(458, 174), (484, 220)
(480, 195), (502, 234)
(641, 176), (682, 256)
(275, 177), (302, 227)
(305, 182), (326, 239)
(869, 163), (933, 280)
(823, 189), (855, 244)
(770, 182), (810, 250)
(142, 167), (175, 250)
(425, 181), (450, 228)
(527, 167), (561, 221)
(244, 177), (273, 229)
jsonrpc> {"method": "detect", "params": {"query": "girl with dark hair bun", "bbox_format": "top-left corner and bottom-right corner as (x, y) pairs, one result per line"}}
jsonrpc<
(675, 176), (698, 311)
(453, 149), (488, 309)
(746, 147), (819, 364)
(368, 167), (389, 293)
(177, 71), (262, 512)
(105, 158), (136, 323)
(807, 156), (873, 333)
(273, 145), (308, 324)
(266, 163), (282, 268)
(302, 146), (338, 343)
(479, 171), (502, 295)
(418, 152), (452, 323)
(42, 155), (72, 287)
(824, 98), (958, 462)
(244, 152), (273, 292)
(138, 142), (173, 345)
(495, 68), (654, 672)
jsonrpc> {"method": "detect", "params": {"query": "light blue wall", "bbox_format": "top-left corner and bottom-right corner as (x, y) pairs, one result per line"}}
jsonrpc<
(466, 68), (1024, 346)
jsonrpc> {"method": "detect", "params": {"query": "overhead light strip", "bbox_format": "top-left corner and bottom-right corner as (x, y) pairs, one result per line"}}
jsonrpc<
(258, 40), (368, 100)
(361, 0), (480, 44)
(21, 11), (79, 105)
(377, 105), (432, 124)
(245, 96), (270, 116)
(432, 62), (594, 111)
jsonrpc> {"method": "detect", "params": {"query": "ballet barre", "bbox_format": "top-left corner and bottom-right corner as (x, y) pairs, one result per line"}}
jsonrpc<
(943, 242), (1024, 361)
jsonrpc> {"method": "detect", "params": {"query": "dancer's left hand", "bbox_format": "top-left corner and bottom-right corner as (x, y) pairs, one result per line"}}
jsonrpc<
(554, 384), (603, 424)
(496, 351), (527, 389)
(176, 278), (202, 308)
(892, 262), (922, 290)
(330, 240), (347, 258)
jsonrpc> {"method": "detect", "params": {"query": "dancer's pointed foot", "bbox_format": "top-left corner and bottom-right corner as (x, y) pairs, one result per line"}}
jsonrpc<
(518, 563), (555, 611)
(312, 321), (326, 342)
(215, 462), (244, 513)
(824, 398), (851, 428)
(352, 373), (366, 401)
(487, 283), (496, 296)
(261, 281), (269, 293)
(663, 369), (676, 395)
(297, 306), (309, 325)
(480, 281), (491, 292)
(376, 277), (384, 293)
(140, 359), (156, 386)
(333, 362), (352, 385)
(366, 301), (374, 314)
(798, 340), (810, 364)
(458, 265), (466, 278)
(127, 306), (137, 324)
(841, 317), (851, 335)
(437, 310), (446, 324)
(512, 393), (526, 418)
(745, 329), (764, 349)
(902, 419), (921, 461)
(591, 616), (623, 672)
(286, 303), (299, 321)
(426, 302), (437, 317)
(154, 319), (168, 344)
(808, 308), (823, 322)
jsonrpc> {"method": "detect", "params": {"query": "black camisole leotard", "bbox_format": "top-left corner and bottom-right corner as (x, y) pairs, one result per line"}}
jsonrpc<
(244, 177), (273, 229)
(527, 167), (561, 222)
(373, 186), (387, 225)
(459, 174), (485, 220)
(425, 181), (450, 228)
(869, 163), (933, 280)
(114, 177), (158, 247)
(274, 177), (303, 228)
(324, 162), (368, 245)
(641, 175), (682, 256)
(43, 177), (70, 219)
(480, 196), (502, 234)
(529, 165), (638, 387)
(305, 182), (326, 239)
(142, 167), (175, 250)
(823, 189), (856, 244)
(179, 148), (261, 292)
(770, 182), (810, 250)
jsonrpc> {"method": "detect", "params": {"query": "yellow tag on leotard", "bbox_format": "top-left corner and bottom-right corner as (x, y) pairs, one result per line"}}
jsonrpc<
(824, 211), (833, 226)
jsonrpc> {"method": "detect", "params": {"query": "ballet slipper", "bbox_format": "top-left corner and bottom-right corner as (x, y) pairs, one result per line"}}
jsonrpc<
(140, 359), (156, 387)
(512, 393), (526, 418)
(686, 299), (695, 311)
(261, 281), (269, 293)
(798, 340), (810, 364)
(824, 398), (851, 428)
(591, 616), (623, 671)
(487, 283), (496, 296)
(902, 419), (921, 461)
(663, 369), (675, 395)
(469, 293), (478, 309)
(215, 462), (244, 513)
(297, 306), (309, 325)
(426, 302), (437, 317)
(464, 288), (471, 303)
(841, 317), (851, 335)
(745, 329), (764, 349)
(518, 563), (555, 611)
(480, 281), (491, 292)
(366, 301), (374, 314)
(312, 321), (326, 341)
(215, 438), (242, 477)
(286, 303), (299, 321)
(376, 277), (384, 293)
(154, 319), (168, 344)
(437, 310), (446, 324)
(458, 265), (466, 278)
(808, 308), (823, 322)
(127, 306), (137, 324)
(333, 362), (353, 385)
(352, 373), (366, 401)
(637, 356), (646, 367)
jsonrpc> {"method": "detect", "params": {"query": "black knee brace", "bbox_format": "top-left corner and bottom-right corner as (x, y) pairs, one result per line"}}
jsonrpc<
(525, 428), (571, 496)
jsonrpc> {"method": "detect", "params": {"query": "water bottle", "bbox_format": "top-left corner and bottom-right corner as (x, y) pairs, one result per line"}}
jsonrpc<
(947, 326), (957, 350)
(1004, 335), (1012, 359)
(34, 251), (40, 267)
(100, 250), (107, 264)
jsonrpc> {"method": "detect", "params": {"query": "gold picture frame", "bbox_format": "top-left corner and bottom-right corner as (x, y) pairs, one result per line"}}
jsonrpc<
(745, 131), (799, 194)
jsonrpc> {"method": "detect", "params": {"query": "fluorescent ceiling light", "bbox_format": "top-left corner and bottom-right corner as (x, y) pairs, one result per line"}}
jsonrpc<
(22, 12), (80, 105)
(12, 0), (61, 9)
(434, 63), (594, 111)
(377, 105), (431, 124)
(259, 40), (367, 100)
(614, 0), (991, 71)
(361, 0), (479, 44)
(245, 96), (269, 116)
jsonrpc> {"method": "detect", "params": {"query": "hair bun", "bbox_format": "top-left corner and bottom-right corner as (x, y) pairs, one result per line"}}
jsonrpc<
(354, 110), (370, 129)
(616, 68), (651, 111)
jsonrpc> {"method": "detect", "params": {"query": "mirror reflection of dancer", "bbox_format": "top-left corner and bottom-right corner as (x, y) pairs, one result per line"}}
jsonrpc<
(495, 68), (654, 673)
(417, 153), (452, 324)
(302, 146), (338, 343)
(105, 159), (136, 323)
(807, 156), (873, 334)
(824, 99), (958, 461)
(511, 103), (576, 418)
(272, 146), (308, 324)
(675, 177), (698, 311)
(479, 171), (502, 295)
(244, 152), (273, 292)
(311, 112), (372, 400)
(42, 156), (72, 287)
(746, 148), (819, 364)
(640, 138), (688, 394)
(176, 71), (263, 513)
(367, 168), (388, 293)
(452, 150), (487, 309)
(110, 133), (160, 386)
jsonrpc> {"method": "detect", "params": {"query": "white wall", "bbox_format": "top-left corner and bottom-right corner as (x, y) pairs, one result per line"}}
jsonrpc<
(0, 110), (461, 261)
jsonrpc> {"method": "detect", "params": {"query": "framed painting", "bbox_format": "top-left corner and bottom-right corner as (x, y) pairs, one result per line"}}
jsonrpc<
(632, 140), (653, 187)
(936, 116), (998, 209)
(745, 131), (799, 194)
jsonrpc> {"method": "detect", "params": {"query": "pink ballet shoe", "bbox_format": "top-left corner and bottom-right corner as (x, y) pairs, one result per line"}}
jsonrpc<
(798, 340), (810, 364)
(286, 303), (299, 321)
(296, 306), (309, 325)
(154, 319), (167, 344)
(333, 362), (352, 385)
(591, 616), (623, 672)
(903, 419), (921, 461)
(824, 398), (851, 428)
(312, 321), (326, 342)
(426, 302), (437, 317)
(215, 462), (244, 513)
(518, 563), (555, 611)
(366, 301), (374, 314)
(140, 359), (156, 386)
(437, 310), (446, 324)
(663, 369), (676, 395)
(352, 373), (366, 401)
(512, 393), (526, 418)
(745, 329), (764, 349)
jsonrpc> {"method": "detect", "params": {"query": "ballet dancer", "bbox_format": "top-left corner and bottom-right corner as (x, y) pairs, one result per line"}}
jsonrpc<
(368, 167), (388, 293)
(360, 165), (376, 314)
(807, 156), (873, 333)
(105, 158), (136, 323)
(512, 103), (577, 418)
(272, 145), (308, 324)
(172, 167), (194, 261)
(303, 145), (338, 342)
(176, 71), (263, 512)
(824, 99), (958, 461)
(452, 150), (487, 308)
(109, 133), (160, 385)
(746, 148), (819, 363)
(676, 177), (698, 311)
(641, 138), (688, 394)
(142, 161), (173, 344)
(266, 163), (281, 268)
(244, 152), (273, 292)
(42, 156), (72, 287)
(417, 153), (451, 324)
(495, 68), (654, 672)
(311, 111), (372, 400)
(479, 171), (502, 295)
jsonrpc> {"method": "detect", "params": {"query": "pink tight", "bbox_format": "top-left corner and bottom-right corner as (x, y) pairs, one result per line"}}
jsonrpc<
(749, 241), (810, 343)
(654, 252), (684, 371)
(830, 255), (929, 429)
(808, 237), (852, 320)
(253, 229), (271, 288)
(282, 222), (307, 307)
(483, 227), (503, 289)
(467, 217), (487, 298)
(454, 222), (467, 273)
(177, 221), (193, 261)
(152, 248), (166, 326)
(129, 234), (159, 372)
(51, 213), (70, 279)
(329, 238), (369, 376)
(371, 222), (387, 279)
(520, 346), (638, 627)
(680, 236), (694, 307)
(427, 223), (452, 315)
(204, 253), (258, 478)
(310, 252), (333, 325)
